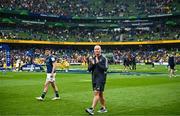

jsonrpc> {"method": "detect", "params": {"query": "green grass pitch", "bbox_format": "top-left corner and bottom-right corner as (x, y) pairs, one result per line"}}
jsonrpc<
(0, 65), (180, 115)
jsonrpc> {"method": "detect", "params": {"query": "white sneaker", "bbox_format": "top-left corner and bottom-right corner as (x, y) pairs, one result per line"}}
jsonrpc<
(36, 96), (44, 101)
(85, 108), (94, 115)
(52, 97), (60, 100)
(97, 107), (108, 113)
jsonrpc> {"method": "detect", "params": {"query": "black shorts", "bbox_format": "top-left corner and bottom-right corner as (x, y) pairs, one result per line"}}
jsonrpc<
(92, 82), (105, 92)
(169, 65), (175, 70)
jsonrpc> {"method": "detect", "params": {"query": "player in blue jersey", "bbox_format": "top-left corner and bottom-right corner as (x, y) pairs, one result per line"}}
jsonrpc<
(36, 48), (60, 101)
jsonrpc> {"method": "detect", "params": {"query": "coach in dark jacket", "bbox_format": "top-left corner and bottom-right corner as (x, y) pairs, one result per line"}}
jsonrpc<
(85, 45), (108, 115)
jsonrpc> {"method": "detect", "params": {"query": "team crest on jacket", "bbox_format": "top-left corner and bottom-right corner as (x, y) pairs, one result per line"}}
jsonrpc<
(99, 59), (102, 62)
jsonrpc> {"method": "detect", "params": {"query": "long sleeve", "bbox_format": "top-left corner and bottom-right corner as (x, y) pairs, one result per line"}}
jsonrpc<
(88, 63), (94, 72)
(97, 57), (108, 71)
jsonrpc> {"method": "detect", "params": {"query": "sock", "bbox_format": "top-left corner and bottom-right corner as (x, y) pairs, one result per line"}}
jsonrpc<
(55, 91), (59, 97)
(41, 92), (46, 98)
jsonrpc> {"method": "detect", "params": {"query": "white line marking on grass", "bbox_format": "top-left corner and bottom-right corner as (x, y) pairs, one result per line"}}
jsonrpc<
(0, 75), (13, 78)
(79, 79), (91, 82)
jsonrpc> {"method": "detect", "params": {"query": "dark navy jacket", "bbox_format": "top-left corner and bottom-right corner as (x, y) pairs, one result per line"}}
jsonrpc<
(88, 55), (108, 83)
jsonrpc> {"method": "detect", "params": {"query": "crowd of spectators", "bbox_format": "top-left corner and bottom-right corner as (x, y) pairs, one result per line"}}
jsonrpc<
(0, 25), (179, 42)
(0, 47), (180, 69)
(0, 0), (177, 17)
(0, 0), (179, 70)
(135, 0), (176, 15)
(112, 48), (180, 64)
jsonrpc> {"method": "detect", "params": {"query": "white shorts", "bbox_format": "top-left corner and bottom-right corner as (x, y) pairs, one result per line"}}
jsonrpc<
(46, 73), (56, 82)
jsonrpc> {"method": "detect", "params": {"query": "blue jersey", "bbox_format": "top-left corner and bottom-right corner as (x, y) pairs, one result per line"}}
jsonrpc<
(46, 55), (56, 73)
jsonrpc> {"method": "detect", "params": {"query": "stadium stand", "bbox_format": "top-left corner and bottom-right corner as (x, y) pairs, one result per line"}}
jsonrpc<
(0, 45), (180, 69)
(0, 24), (179, 42)
(0, 1), (180, 42)
(0, 0), (179, 17)
(0, 0), (180, 68)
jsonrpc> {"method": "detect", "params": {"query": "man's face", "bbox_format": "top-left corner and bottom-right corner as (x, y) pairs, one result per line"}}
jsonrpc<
(45, 50), (50, 56)
(94, 45), (101, 56)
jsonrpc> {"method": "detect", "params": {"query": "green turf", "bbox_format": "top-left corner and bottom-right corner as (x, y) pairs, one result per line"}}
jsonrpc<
(0, 65), (180, 115)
